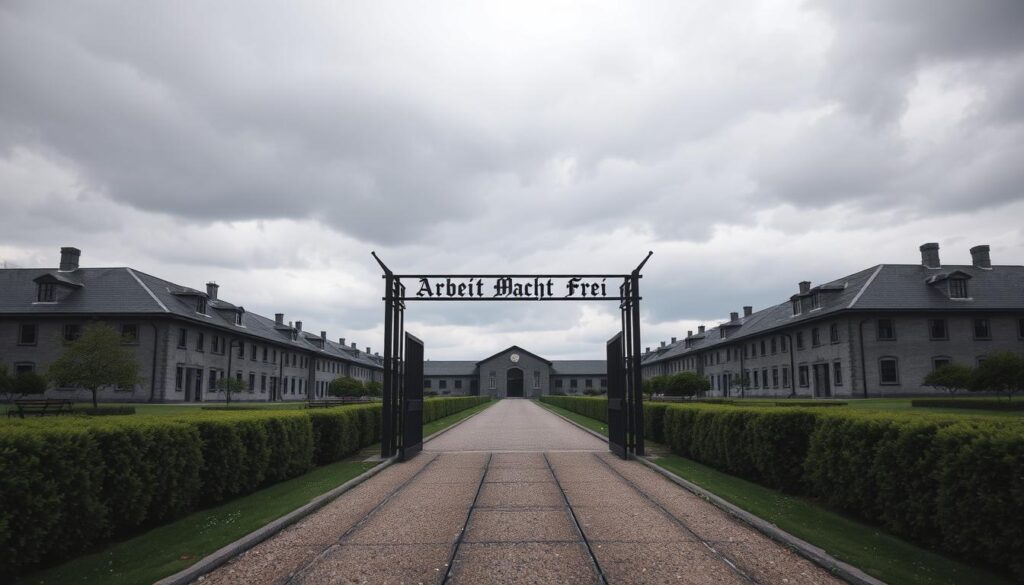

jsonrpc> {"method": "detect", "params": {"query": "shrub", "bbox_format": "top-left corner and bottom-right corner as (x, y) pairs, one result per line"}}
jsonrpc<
(82, 407), (136, 416)
(665, 372), (709, 397)
(969, 352), (1024, 399)
(329, 377), (365, 398)
(923, 364), (973, 395)
(911, 399), (1024, 411)
(12, 372), (47, 396)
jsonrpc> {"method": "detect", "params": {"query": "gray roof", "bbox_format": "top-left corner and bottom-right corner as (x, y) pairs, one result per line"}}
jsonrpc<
(551, 360), (606, 376)
(644, 263), (1024, 365)
(0, 266), (381, 370)
(424, 361), (477, 376)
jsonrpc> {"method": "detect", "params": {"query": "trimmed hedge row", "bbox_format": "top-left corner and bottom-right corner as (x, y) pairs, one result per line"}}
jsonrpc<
(540, 396), (609, 423)
(541, 396), (1024, 579)
(0, 397), (488, 578)
(912, 398), (1024, 411)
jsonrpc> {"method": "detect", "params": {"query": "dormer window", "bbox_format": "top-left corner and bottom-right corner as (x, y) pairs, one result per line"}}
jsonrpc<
(196, 297), (207, 314)
(810, 293), (820, 310)
(235, 312), (243, 326)
(949, 278), (968, 299)
(37, 283), (56, 302)
(792, 300), (801, 316)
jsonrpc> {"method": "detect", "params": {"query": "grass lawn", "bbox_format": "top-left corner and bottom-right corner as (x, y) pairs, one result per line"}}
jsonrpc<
(18, 399), (494, 585)
(538, 400), (1015, 585)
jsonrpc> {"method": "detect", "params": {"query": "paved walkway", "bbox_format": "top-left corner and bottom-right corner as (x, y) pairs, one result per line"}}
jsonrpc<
(199, 400), (840, 584)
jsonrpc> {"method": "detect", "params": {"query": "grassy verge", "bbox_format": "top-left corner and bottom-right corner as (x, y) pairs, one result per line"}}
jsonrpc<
(20, 399), (493, 585)
(20, 457), (376, 585)
(538, 401), (1014, 585)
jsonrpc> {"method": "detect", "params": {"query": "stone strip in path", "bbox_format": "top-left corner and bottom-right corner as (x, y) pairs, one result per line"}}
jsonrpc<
(197, 400), (843, 584)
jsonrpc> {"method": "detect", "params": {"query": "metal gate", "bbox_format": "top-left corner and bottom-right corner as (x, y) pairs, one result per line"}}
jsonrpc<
(401, 333), (424, 460)
(606, 333), (627, 458)
(375, 251), (652, 460)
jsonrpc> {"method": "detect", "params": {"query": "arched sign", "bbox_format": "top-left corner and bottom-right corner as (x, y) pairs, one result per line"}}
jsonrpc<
(373, 251), (652, 461)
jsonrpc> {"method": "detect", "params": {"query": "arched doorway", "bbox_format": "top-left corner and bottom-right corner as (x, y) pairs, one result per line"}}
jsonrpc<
(506, 368), (524, 398)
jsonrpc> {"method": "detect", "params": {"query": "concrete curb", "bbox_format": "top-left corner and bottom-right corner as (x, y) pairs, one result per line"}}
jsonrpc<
(539, 403), (885, 585)
(156, 401), (493, 585)
(154, 457), (397, 585)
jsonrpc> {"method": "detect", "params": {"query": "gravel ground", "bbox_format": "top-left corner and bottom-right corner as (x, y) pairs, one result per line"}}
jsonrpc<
(196, 401), (843, 584)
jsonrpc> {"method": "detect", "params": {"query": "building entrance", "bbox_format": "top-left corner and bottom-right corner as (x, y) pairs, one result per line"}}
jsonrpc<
(506, 368), (524, 397)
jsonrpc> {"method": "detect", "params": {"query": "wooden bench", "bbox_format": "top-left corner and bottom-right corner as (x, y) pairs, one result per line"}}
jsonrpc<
(6, 399), (74, 418)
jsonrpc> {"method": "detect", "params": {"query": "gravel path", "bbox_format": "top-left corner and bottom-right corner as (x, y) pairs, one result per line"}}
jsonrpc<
(196, 400), (841, 584)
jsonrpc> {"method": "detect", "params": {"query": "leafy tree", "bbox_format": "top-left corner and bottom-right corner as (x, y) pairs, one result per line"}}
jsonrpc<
(215, 376), (247, 405)
(13, 372), (47, 396)
(328, 376), (365, 398)
(364, 380), (382, 398)
(923, 364), (973, 395)
(648, 375), (669, 396)
(664, 372), (710, 398)
(48, 323), (139, 407)
(969, 352), (1024, 400)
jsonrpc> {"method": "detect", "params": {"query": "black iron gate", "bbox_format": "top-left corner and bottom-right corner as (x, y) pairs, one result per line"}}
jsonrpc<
(374, 251), (652, 460)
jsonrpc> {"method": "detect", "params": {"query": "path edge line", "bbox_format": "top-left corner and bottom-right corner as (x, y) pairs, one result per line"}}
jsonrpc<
(154, 456), (397, 585)
(538, 402), (884, 585)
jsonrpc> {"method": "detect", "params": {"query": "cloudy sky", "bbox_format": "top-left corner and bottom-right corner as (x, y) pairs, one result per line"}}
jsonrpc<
(2, 1), (1023, 359)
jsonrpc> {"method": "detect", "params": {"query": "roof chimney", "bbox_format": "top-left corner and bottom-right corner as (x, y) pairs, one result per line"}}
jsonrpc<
(275, 313), (284, 325)
(295, 321), (302, 332)
(920, 242), (940, 269)
(339, 337), (346, 346)
(970, 245), (991, 269)
(59, 247), (80, 272)
(730, 311), (739, 321)
(645, 347), (651, 354)
(320, 331), (327, 342)
(698, 325), (706, 334)
(660, 341), (666, 348)
(671, 337), (677, 344)
(743, 306), (753, 317)
(798, 281), (811, 294)
(350, 342), (356, 349)
(366, 346), (371, 354)
(206, 282), (219, 300)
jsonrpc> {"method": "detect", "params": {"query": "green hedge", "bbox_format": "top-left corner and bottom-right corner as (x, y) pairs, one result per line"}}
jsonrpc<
(912, 399), (1024, 411)
(540, 396), (1024, 579)
(540, 396), (609, 422)
(0, 397), (487, 578)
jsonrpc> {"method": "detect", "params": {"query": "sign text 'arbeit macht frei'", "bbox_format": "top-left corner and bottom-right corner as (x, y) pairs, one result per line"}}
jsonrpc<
(411, 276), (618, 300)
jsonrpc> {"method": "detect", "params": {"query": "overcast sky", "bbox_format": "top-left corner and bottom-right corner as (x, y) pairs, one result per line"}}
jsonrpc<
(2, 1), (1023, 359)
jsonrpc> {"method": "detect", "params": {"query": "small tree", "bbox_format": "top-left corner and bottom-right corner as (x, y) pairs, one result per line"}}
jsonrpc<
(48, 323), (139, 407)
(969, 352), (1024, 400)
(923, 364), (973, 396)
(649, 375), (669, 396)
(664, 372), (710, 399)
(364, 380), (382, 397)
(329, 376), (365, 398)
(216, 377), (248, 405)
(13, 372), (47, 397)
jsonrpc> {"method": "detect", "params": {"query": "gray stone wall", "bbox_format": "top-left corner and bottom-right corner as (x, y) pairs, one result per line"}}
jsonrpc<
(477, 349), (551, 398)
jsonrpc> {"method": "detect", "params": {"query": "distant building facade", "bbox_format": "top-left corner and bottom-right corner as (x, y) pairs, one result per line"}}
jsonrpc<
(424, 345), (606, 398)
(0, 247), (382, 403)
(642, 243), (1024, 398)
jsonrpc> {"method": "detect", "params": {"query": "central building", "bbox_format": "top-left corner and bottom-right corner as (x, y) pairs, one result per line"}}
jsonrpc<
(423, 345), (606, 398)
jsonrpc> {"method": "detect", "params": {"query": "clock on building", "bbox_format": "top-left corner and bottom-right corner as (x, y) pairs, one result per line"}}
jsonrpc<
(510, 353), (520, 363)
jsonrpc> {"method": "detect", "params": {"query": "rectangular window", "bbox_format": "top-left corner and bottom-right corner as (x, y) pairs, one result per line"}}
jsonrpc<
(260, 375), (267, 392)
(771, 338), (777, 354)
(933, 357), (951, 370)
(781, 337), (788, 352)
(235, 311), (243, 326)
(929, 319), (948, 340)
(949, 279), (968, 299)
(811, 328), (821, 346)
(195, 332), (204, 352)
(424, 379), (432, 389)
(762, 369), (769, 388)
(570, 379), (578, 388)
(209, 369), (217, 390)
(830, 323), (839, 344)
(249, 373), (256, 392)
(117, 323), (138, 344)
(534, 371), (541, 389)
(782, 367), (790, 388)
(555, 379), (563, 389)
(877, 319), (895, 340)
(14, 362), (35, 375)
(796, 332), (804, 350)
(799, 365), (809, 387)
(439, 380), (447, 389)
(488, 372), (496, 390)
(973, 318), (990, 339)
(585, 379), (593, 388)
(37, 283), (56, 302)
(178, 328), (188, 348)
(262, 347), (268, 362)
(879, 358), (899, 385)
(772, 367), (779, 388)
(272, 350), (277, 364)
(63, 324), (81, 342)
(600, 378), (607, 388)
(176, 366), (184, 391)
(792, 300), (801, 316)
(18, 323), (37, 345)
(237, 342), (245, 358)
(196, 297), (207, 314)
(752, 370), (759, 388)
(810, 293), (820, 310)
(455, 379), (463, 390)
(833, 361), (843, 386)
(760, 340), (766, 356)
